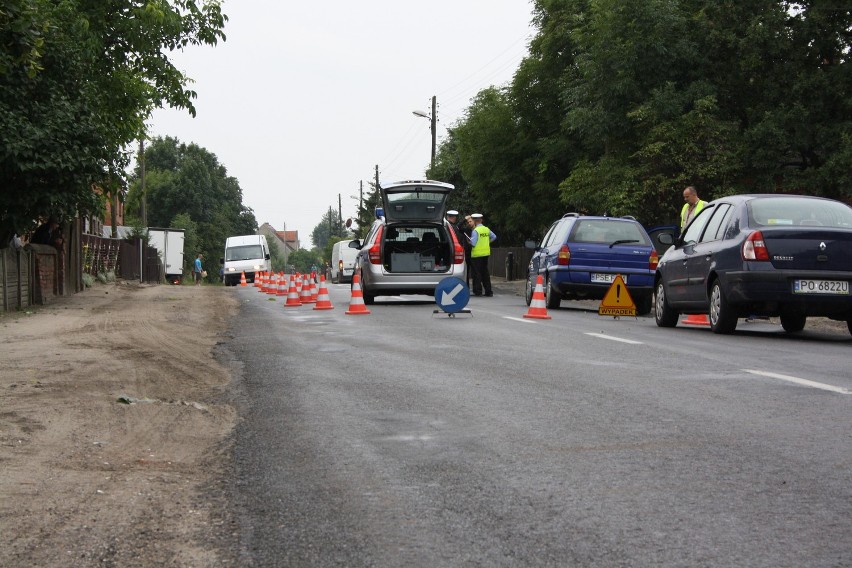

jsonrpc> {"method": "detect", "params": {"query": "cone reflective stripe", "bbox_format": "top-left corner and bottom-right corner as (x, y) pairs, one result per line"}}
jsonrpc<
(313, 275), (334, 310)
(239, 271), (248, 286)
(284, 276), (302, 307)
(345, 273), (371, 315)
(523, 275), (552, 319)
(276, 274), (288, 296)
(682, 314), (710, 326)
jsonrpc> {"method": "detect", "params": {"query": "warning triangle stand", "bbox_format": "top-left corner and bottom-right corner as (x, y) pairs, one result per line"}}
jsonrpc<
(598, 275), (637, 317)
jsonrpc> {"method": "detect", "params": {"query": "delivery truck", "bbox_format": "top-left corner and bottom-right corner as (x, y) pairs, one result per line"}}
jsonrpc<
(222, 234), (272, 285)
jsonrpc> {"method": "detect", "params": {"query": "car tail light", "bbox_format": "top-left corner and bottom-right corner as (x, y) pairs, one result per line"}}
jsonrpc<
(369, 226), (384, 264)
(449, 229), (465, 264)
(338, 260), (344, 272)
(649, 250), (659, 271)
(557, 244), (571, 266)
(742, 230), (770, 261)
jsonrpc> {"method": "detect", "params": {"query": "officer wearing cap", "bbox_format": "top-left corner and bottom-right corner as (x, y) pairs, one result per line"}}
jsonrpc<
(469, 213), (496, 296)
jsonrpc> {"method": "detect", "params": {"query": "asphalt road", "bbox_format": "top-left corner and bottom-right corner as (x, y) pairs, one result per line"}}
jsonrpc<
(218, 280), (851, 567)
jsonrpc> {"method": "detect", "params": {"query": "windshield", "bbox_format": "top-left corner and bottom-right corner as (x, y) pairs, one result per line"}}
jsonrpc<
(749, 197), (852, 228)
(225, 244), (264, 261)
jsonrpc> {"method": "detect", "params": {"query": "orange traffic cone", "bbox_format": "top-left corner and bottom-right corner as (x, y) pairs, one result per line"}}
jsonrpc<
(313, 275), (334, 310)
(300, 274), (315, 304)
(284, 276), (302, 307)
(682, 314), (710, 326)
(310, 275), (319, 303)
(239, 271), (248, 286)
(266, 272), (278, 295)
(254, 271), (263, 288)
(523, 275), (552, 320)
(256, 271), (265, 291)
(345, 273), (371, 315)
(276, 274), (288, 296)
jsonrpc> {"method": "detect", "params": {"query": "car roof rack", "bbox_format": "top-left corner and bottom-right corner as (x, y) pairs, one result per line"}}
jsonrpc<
(561, 212), (580, 218)
(622, 215), (636, 220)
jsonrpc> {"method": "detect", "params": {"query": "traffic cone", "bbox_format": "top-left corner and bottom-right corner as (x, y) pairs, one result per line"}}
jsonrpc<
(682, 314), (710, 326)
(300, 274), (315, 304)
(523, 275), (552, 320)
(276, 274), (287, 296)
(266, 272), (279, 295)
(284, 276), (302, 307)
(310, 275), (319, 303)
(313, 275), (334, 310)
(239, 271), (248, 286)
(345, 273), (371, 315)
(256, 271), (265, 291)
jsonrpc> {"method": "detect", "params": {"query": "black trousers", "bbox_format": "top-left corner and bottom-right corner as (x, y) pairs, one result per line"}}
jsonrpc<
(471, 256), (491, 295)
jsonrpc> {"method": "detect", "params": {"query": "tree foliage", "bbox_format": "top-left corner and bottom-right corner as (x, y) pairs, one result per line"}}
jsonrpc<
(125, 136), (257, 273)
(0, 0), (226, 244)
(440, 0), (851, 242)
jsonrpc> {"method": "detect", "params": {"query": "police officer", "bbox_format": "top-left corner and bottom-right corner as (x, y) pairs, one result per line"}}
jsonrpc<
(469, 213), (496, 296)
(680, 186), (707, 230)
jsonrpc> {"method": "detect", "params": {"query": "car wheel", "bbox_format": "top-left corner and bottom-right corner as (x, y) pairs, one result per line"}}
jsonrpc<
(847, 319), (852, 337)
(654, 280), (678, 327)
(709, 279), (737, 334)
(524, 274), (534, 306)
(545, 276), (561, 309)
(780, 312), (806, 333)
(363, 292), (375, 305)
(635, 293), (653, 316)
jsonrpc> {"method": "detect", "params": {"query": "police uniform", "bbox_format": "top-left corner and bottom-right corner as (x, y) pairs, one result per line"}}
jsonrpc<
(469, 213), (496, 296)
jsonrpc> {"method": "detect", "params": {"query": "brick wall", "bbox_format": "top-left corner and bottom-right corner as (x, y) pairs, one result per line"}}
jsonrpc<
(31, 245), (59, 305)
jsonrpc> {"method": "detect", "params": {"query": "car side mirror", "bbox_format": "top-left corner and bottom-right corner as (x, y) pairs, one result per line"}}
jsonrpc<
(524, 239), (538, 250)
(219, 257), (224, 264)
(265, 254), (271, 260)
(658, 233), (674, 245)
(348, 239), (361, 249)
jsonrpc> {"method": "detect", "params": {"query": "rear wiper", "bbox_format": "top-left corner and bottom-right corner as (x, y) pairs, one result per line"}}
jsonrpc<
(609, 239), (640, 248)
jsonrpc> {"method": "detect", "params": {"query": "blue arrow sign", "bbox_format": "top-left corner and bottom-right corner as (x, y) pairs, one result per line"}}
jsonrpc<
(435, 277), (470, 313)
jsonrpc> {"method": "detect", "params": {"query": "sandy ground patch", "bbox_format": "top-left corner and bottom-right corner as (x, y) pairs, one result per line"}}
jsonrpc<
(0, 282), (238, 567)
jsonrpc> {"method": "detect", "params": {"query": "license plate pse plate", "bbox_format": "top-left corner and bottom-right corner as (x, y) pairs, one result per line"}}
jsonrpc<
(591, 273), (621, 284)
(793, 279), (849, 295)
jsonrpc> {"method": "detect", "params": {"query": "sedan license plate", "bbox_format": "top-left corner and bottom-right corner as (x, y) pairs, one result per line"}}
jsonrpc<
(793, 279), (849, 295)
(591, 273), (619, 284)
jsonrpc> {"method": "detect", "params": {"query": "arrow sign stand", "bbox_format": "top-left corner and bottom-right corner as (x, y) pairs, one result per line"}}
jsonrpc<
(432, 277), (472, 318)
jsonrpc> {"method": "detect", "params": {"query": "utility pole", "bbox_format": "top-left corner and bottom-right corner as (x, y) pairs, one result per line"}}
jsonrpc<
(338, 193), (343, 234)
(139, 138), (147, 228)
(430, 95), (436, 173)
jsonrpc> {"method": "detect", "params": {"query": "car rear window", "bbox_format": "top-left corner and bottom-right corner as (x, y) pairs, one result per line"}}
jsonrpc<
(384, 225), (445, 243)
(749, 197), (852, 228)
(571, 220), (651, 245)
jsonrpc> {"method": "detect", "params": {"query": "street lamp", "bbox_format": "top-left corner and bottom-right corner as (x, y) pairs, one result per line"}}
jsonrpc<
(412, 95), (436, 173)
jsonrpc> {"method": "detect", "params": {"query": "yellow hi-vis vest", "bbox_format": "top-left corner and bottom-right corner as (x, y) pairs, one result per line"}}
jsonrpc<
(471, 225), (491, 258)
(680, 200), (707, 229)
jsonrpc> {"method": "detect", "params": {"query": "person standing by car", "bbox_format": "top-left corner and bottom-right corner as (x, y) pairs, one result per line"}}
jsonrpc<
(446, 210), (470, 280)
(681, 186), (707, 230)
(469, 213), (496, 297)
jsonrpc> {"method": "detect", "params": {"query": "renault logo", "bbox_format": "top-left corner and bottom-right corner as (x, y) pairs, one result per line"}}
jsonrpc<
(820, 242), (827, 251)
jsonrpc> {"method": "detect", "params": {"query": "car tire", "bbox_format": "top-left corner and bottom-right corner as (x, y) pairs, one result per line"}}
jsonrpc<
(545, 276), (561, 309)
(362, 291), (375, 305)
(847, 319), (852, 337)
(780, 312), (806, 333)
(709, 279), (737, 334)
(635, 293), (653, 316)
(524, 274), (534, 306)
(654, 280), (678, 327)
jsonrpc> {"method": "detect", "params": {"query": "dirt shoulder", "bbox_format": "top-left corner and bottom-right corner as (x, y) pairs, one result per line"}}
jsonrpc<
(0, 282), (238, 567)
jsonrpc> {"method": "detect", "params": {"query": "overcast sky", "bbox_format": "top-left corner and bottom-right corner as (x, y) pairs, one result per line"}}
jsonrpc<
(148, 1), (535, 246)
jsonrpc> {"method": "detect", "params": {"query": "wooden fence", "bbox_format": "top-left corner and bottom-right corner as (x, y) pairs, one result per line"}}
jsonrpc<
(488, 247), (534, 281)
(1, 247), (33, 311)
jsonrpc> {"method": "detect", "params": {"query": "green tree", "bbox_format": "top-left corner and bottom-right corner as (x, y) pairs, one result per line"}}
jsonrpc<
(287, 248), (322, 274)
(0, 0), (227, 245)
(310, 206), (347, 250)
(126, 136), (257, 281)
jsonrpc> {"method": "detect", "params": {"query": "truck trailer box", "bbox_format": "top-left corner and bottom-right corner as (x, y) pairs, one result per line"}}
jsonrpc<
(147, 227), (185, 284)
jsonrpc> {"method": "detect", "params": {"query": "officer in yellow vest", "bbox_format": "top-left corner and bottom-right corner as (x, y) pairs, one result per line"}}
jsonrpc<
(680, 185), (707, 230)
(469, 213), (497, 296)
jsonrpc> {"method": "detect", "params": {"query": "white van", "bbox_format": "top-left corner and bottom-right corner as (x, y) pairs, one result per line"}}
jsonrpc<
(221, 234), (272, 286)
(331, 240), (358, 283)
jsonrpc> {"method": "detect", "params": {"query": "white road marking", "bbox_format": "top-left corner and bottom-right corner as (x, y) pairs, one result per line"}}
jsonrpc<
(504, 317), (538, 324)
(584, 332), (643, 345)
(744, 369), (851, 394)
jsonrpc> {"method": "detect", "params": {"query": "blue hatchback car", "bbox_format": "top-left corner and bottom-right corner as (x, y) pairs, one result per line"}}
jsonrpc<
(525, 213), (659, 314)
